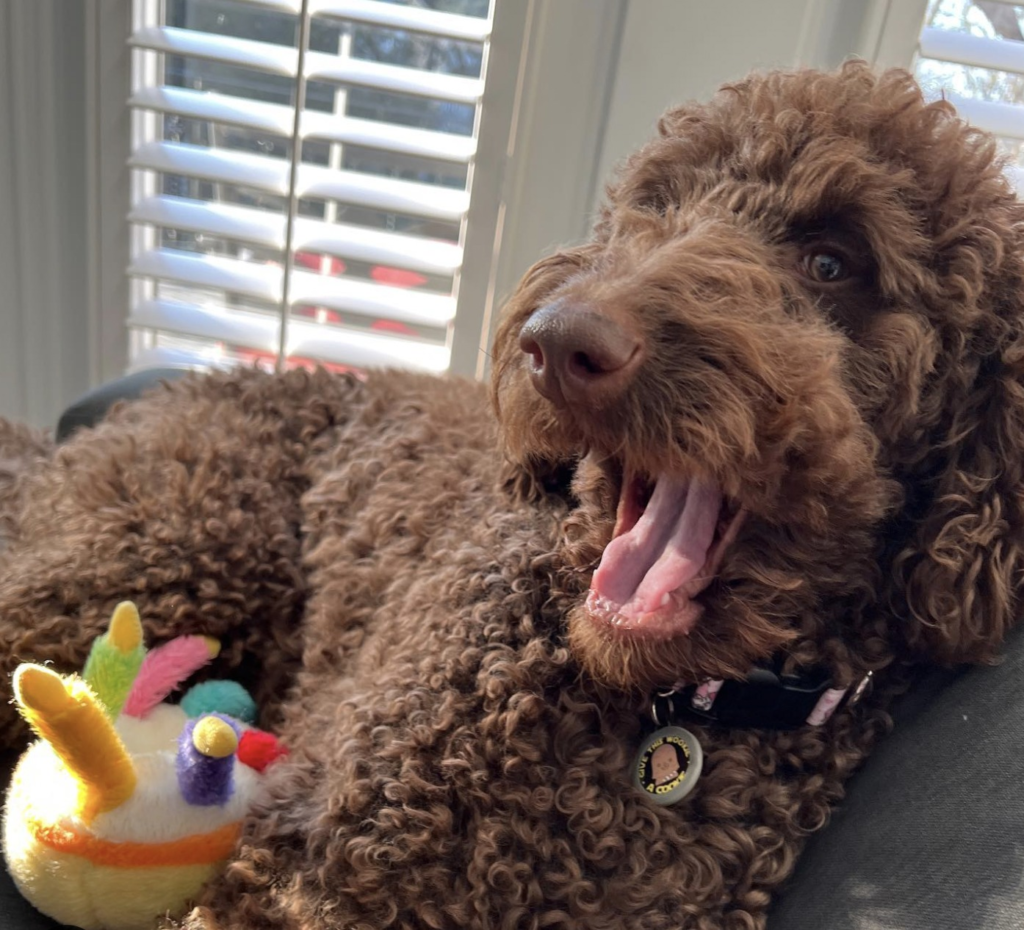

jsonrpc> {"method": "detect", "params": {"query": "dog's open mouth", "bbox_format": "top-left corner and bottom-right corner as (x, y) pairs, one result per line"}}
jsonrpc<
(585, 470), (745, 639)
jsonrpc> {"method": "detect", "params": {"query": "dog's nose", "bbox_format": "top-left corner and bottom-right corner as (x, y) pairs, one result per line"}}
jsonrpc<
(518, 302), (642, 408)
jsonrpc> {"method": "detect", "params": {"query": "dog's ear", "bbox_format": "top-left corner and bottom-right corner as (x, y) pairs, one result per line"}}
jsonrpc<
(890, 202), (1024, 666)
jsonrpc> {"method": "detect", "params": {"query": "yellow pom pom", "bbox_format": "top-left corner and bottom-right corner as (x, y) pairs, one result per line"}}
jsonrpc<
(107, 601), (143, 653)
(202, 636), (221, 659)
(192, 717), (238, 759)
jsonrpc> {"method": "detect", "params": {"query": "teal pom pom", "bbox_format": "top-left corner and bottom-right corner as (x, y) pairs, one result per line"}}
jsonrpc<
(181, 680), (258, 724)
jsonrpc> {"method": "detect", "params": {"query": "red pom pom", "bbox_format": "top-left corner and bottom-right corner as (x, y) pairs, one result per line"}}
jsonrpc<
(237, 729), (288, 773)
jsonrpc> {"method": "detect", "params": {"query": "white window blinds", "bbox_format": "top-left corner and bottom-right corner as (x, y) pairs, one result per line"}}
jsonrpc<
(127, 0), (494, 375)
(915, 0), (1024, 192)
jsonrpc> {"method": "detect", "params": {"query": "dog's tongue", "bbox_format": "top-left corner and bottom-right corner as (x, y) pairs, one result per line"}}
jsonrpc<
(591, 474), (721, 621)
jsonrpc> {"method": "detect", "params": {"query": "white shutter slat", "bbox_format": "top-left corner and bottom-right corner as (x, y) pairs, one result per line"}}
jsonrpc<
(304, 49), (482, 104)
(130, 140), (291, 195)
(127, 346), (235, 373)
(293, 218), (461, 275)
(130, 196), (462, 275)
(130, 298), (450, 373)
(130, 298), (280, 352)
(130, 86), (296, 137)
(301, 109), (475, 161)
(131, 141), (468, 221)
(130, 249), (283, 303)
(129, 196), (287, 251)
(131, 249), (451, 328)
(309, 0), (490, 42)
(297, 161), (469, 221)
(289, 269), (455, 327)
(919, 27), (1024, 77)
(246, 0), (303, 12)
(946, 93), (1024, 141)
(131, 26), (299, 77)
(287, 324), (450, 372)
(131, 28), (482, 104)
(131, 85), (475, 161)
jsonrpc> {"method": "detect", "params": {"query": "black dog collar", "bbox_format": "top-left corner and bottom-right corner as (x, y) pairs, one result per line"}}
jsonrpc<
(651, 665), (873, 731)
(634, 664), (872, 806)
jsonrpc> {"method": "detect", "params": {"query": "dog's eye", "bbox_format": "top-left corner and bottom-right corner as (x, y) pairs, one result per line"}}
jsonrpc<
(801, 250), (848, 284)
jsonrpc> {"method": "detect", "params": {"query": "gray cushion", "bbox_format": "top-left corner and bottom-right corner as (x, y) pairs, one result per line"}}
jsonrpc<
(769, 622), (1024, 929)
(56, 368), (189, 442)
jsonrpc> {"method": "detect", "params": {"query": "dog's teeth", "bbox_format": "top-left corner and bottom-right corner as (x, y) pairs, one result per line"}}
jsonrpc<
(660, 593), (671, 607)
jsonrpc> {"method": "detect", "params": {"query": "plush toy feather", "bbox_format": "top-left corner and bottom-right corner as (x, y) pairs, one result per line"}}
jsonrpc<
(122, 630), (221, 719)
(2, 602), (286, 930)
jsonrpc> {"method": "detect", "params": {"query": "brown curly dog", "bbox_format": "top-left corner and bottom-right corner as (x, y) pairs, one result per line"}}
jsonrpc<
(1, 62), (1022, 930)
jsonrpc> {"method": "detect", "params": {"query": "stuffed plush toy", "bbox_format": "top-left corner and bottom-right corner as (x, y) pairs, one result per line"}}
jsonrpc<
(2, 602), (287, 930)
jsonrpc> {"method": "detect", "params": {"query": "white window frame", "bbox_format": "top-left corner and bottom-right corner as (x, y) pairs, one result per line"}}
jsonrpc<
(87, 0), (135, 387)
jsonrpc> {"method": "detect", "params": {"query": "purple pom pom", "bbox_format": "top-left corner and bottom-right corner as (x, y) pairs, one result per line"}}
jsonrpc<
(176, 713), (240, 806)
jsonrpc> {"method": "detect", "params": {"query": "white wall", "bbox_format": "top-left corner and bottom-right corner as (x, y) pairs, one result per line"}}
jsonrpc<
(490, 0), (927, 324)
(0, 1), (93, 429)
(592, 0), (878, 200)
(472, 0), (627, 378)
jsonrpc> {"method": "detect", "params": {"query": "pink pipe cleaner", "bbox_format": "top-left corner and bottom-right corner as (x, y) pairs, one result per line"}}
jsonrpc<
(123, 635), (220, 719)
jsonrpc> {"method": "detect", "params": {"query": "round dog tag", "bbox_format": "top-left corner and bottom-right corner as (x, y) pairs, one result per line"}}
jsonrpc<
(632, 726), (703, 806)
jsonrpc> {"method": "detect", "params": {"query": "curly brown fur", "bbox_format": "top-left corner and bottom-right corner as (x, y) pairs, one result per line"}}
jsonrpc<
(0, 62), (1022, 930)
(0, 368), (363, 733)
(0, 420), (52, 551)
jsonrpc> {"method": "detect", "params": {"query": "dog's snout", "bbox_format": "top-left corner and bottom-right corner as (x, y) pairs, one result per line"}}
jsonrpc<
(518, 302), (642, 408)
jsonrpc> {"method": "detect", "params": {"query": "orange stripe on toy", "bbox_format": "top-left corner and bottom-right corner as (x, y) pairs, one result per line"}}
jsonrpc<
(28, 816), (241, 868)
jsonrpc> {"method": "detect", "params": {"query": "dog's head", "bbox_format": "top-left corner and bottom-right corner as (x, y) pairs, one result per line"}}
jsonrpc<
(491, 63), (1024, 693)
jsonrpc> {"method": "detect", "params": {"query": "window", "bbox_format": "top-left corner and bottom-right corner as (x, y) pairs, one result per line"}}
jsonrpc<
(127, 0), (506, 376)
(914, 0), (1024, 192)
